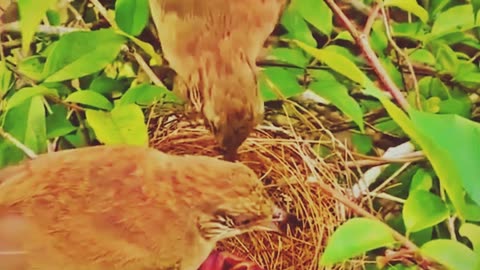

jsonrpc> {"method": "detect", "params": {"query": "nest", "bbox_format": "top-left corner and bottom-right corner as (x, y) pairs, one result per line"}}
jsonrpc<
(147, 103), (364, 270)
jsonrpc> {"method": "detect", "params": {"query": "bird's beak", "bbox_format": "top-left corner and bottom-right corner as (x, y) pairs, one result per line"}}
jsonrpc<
(253, 205), (287, 234)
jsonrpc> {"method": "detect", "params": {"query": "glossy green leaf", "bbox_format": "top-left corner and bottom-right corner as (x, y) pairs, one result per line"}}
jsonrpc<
(46, 105), (76, 139)
(268, 48), (310, 68)
(384, 0), (429, 22)
(459, 223), (480, 255)
(309, 80), (364, 132)
(86, 104), (148, 146)
(17, 56), (47, 81)
(119, 84), (180, 106)
(17, 0), (57, 53)
(294, 41), (366, 85)
(260, 67), (304, 101)
(421, 240), (479, 270)
(409, 111), (480, 207)
(281, 8), (316, 47)
(6, 86), (58, 111)
(290, 0), (333, 35)
(428, 5), (475, 41)
(371, 89), (475, 220)
(65, 90), (113, 110)
(403, 190), (449, 233)
(0, 61), (13, 98)
(410, 168), (433, 192)
(0, 96), (47, 167)
(409, 49), (436, 67)
(115, 0), (150, 36)
(320, 218), (396, 265)
(43, 29), (126, 82)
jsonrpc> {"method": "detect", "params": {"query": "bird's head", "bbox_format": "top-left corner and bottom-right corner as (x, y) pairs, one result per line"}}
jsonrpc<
(192, 160), (285, 242)
(201, 55), (264, 161)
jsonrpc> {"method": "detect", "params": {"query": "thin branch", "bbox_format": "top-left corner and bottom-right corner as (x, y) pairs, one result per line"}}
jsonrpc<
(0, 22), (85, 35)
(324, 0), (410, 110)
(0, 128), (37, 159)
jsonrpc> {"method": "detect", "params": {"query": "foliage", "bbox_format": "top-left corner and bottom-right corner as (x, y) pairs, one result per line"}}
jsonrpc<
(1, 0), (480, 269)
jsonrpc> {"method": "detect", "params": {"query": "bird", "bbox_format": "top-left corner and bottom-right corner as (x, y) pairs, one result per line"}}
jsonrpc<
(0, 145), (285, 270)
(148, 0), (287, 160)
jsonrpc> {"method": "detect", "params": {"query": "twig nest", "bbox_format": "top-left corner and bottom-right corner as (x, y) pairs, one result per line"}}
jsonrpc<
(148, 103), (358, 270)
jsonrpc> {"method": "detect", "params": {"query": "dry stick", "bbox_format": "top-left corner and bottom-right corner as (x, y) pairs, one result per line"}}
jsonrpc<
(323, 0), (410, 111)
(0, 128), (37, 159)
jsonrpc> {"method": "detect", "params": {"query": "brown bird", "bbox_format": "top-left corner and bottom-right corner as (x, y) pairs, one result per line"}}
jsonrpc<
(0, 145), (284, 270)
(149, 0), (287, 160)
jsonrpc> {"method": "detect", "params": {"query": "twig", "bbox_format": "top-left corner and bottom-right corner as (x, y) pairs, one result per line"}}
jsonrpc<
(0, 22), (85, 35)
(323, 0), (410, 110)
(0, 128), (37, 159)
(130, 48), (166, 88)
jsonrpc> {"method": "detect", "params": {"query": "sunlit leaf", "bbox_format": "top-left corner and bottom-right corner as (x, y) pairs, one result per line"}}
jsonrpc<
(86, 104), (148, 146)
(6, 86), (58, 111)
(320, 218), (396, 265)
(43, 29), (126, 82)
(294, 41), (366, 85)
(403, 190), (449, 233)
(65, 90), (113, 110)
(309, 79), (364, 132)
(17, 0), (57, 53)
(421, 240), (479, 270)
(119, 84), (180, 105)
(290, 0), (333, 35)
(384, 0), (429, 22)
(115, 0), (150, 36)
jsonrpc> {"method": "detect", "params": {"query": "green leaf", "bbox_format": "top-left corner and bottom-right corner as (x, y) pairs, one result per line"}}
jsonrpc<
(46, 105), (76, 139)
(421, 240), (479, 270)
(86, 104), (148, 146)
(290, 0), (333, 36)
(309, 79), (364, 132)
(320, 218), (396, 265)
(351, 133), (373, 154)
(384, 0), (429, 22)
(89, 75), (129, 96)
(459, 223), (480, 255)
(119, 84), (180, 105)
(0, 60), (13, 98)
(294, 41), (366, 85)
(115, 0), (150, 36)
(268, 48), (310, 68)
(410, 168), (433, 192)
(6, 86), (58, 111)
(473, 0), (480, 21)
(17, 0), (57, 53)
(260, 67), (304, 101)
(409, 112), (480, 208)
(409, 49), (436, 67)
(403, 190), (449, 233)
(428, 5), (475, 41)
(280, 8), (316, 47)
(372, 90), (476, 220)
(0, 96), (47, 167)
(65, 90), (113, 110)
(434, 43), (459, 75)
(43, 29), (126, 82)
(17, 55), (47, 81)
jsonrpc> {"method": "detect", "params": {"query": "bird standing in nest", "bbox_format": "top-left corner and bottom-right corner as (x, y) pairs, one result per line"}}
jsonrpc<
(149, 0), (287, 160)
(0, 145), (285, 270)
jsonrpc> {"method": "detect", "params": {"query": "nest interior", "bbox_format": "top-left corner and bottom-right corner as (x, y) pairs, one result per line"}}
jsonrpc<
(147, 103), (362, 270)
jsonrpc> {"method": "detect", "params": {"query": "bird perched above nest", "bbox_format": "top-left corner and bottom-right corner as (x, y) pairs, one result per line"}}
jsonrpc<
(0, 145), (285, 270)
(149, 0), (287, 160)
